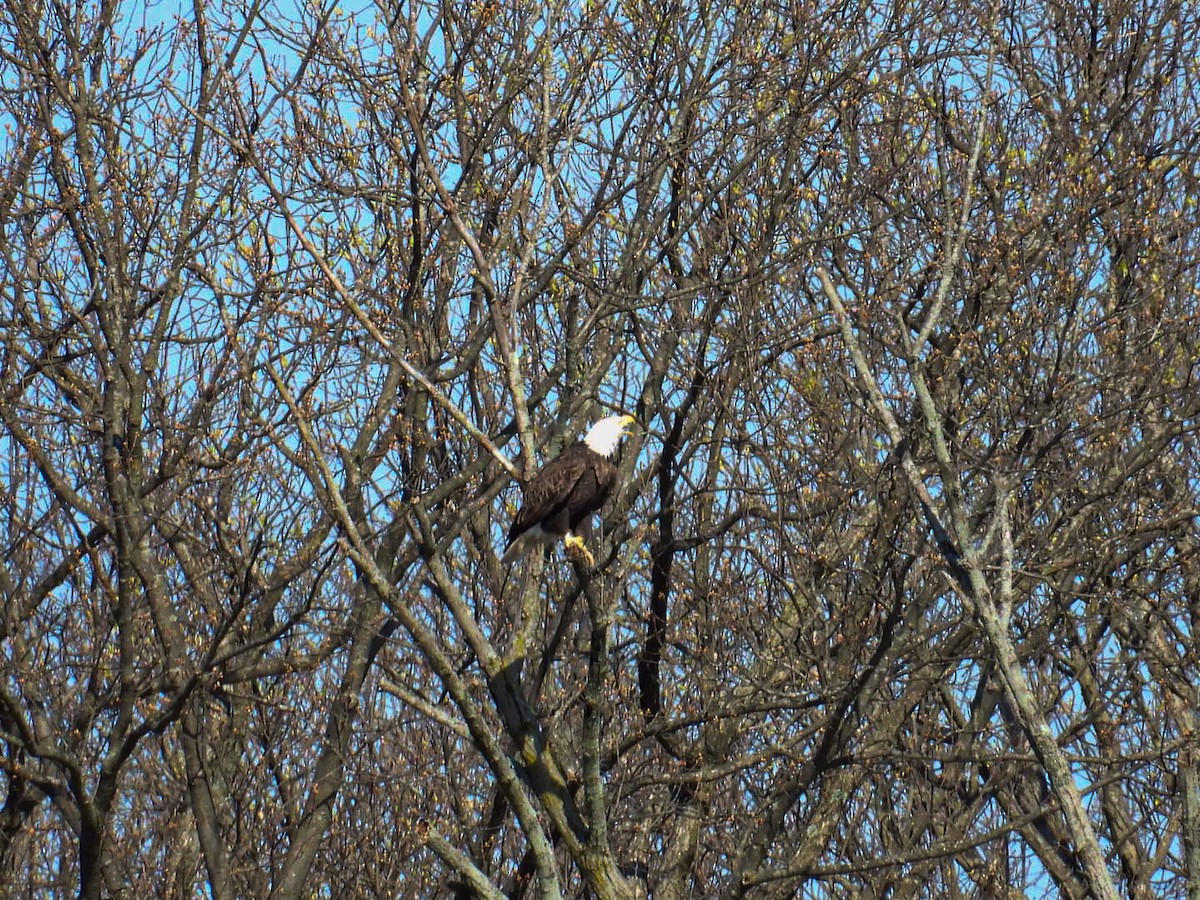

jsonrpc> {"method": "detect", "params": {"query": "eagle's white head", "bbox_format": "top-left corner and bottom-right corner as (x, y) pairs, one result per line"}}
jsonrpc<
(583, 414), (636, 457)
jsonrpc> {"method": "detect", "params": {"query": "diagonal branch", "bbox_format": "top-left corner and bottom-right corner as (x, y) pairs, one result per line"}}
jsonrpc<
(174, 70), (520, 482)
(819, 266), (1121, 900)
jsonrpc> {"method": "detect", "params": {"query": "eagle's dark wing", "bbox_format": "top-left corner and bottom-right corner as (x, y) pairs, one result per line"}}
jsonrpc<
(506, 442), (591, 544)
(563, 455), (617, 529)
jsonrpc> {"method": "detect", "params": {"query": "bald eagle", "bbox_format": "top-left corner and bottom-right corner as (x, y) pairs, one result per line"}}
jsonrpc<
(502, 414), (636, 566)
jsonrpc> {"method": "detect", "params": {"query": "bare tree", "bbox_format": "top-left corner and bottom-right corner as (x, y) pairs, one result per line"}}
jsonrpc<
(2, 0), (1198, 897)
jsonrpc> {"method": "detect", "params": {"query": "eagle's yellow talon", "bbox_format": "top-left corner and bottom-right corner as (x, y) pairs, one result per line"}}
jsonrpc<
(564, 534), (595, 567)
